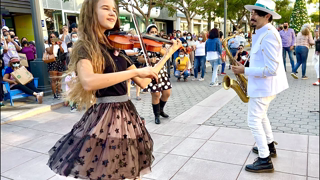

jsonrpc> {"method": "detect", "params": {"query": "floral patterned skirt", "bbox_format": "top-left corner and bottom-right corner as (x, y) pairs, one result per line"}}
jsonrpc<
(47, 98), (154, 180)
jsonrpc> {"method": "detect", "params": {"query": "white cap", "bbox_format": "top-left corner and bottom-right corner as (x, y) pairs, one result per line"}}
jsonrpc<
(2, 26), (9, 31)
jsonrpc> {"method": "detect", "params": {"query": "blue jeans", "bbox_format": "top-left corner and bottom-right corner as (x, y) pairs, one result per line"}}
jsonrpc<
(194, 56), (206, 78)
(283, 47), (295, 72)
(210, 60), (220, 83)
(221, 62), (226, 73)
(223, 48), (238, 73)
(293, 46), (309, 77)
(173, 51), (179, 72)
(174, 70), (190, 79)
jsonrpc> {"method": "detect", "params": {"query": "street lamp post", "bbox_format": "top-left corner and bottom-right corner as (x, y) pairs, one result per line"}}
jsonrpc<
(224, 0), (227, 38)
(30, 0), (52, 94)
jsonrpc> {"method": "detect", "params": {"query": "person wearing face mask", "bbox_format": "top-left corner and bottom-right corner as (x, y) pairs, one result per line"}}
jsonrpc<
(177, 30), (181, 38)
(9, 31), (21, 48)
(174, 50), (190, 81)
(2, 31), (21, 67)
(193, 32), (207, 81)
(20, 40), (37, 71)
(186, 32), (195, 75)
(280, 22), (296, 73)
(0, 34), (8, 106)
(138, 24), (173, 124)
(67, 32), (78, 53)
(170, 30), (177, 40)
(3, 57), (43, 104)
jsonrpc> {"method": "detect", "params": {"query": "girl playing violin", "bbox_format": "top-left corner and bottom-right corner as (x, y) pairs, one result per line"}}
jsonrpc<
(47, 0), (182, 179)
(138, 24), (172, 124)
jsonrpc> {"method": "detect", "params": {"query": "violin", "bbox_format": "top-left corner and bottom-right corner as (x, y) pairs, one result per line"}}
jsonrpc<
(107, 31), (173, 53)
(179, 46), (192, 54)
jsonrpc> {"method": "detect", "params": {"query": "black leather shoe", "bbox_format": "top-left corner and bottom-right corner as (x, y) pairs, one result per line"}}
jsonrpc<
(245, 156), (274, 173)
(252, 141), (277, 158)
(160, 100), (169, 118)
(152, 104), (161, 124)
(155, 116), (160, 124)
(160, 111), (169, 118)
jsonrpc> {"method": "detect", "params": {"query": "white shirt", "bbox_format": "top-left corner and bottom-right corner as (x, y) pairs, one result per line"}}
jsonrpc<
(244, 23), (289, 98)
(45, 44), (60, 57)
(195, 41), (206, 56)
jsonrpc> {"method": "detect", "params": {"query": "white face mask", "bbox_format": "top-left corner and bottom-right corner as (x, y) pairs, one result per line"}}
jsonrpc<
(12, 63), (20, 67)
(187, 36), (191, 40)
(4, 36), (8, 39)
(179, 55), (184, 58)
(72, 38), (78, 42)
(199, 38), (203, 41)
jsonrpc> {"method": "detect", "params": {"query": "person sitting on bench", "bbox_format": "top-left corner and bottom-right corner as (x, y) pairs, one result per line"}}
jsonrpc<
(3, 57), (43, 104)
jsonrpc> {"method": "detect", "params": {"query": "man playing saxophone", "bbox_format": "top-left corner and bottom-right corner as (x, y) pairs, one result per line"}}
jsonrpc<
(232, 0), (288, 173)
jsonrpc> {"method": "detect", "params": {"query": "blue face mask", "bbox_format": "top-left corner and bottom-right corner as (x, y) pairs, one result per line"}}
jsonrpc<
(179, 55), (184, 58)
(199, 38), (203, 41)
(183, 44), (187, 47)
(187, 36), (191, 40)
(72, 38), (78, 42)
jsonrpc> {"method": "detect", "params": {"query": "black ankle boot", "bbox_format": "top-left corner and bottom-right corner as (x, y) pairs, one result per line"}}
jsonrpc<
(245, 156), (274, 173)
(252, 141), (278, 158)
(159, 100), (169, 118)
(152, 104), (160, 124)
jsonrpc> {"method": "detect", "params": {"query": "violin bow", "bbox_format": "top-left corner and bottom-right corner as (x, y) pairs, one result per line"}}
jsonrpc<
(129, 0), (150, 67)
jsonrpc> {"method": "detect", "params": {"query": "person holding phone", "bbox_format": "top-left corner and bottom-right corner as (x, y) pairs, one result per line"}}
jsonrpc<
(235, 45), (249, 67)
(45, 32), (65, 99)
(2, 31), (21, 67)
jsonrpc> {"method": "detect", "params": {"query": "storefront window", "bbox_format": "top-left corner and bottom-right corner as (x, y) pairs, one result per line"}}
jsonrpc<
(44, 9), (63, 36)
(180, 23), (188, 32)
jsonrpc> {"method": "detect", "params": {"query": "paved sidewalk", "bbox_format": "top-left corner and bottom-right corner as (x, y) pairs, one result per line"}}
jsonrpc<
(0, 95), (64, 123)
(1, 89), (319, 180)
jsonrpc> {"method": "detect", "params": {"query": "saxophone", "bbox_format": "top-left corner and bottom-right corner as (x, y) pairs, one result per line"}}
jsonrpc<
(222, 34), (249, 103)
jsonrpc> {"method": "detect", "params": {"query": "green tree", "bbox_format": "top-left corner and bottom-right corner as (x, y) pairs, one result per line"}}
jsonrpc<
(165, 0), (204, 32)
(118, 0), (165, 27)
(274, 0), (293, 24)
(307, 0), (318, 4)
(198, 0), (219, 31)
(290, 0), (310, 33)
(215, 0), (256, 31)
(310, 11), (320, 24)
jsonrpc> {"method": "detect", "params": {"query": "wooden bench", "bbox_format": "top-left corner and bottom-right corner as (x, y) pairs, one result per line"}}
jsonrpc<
(2, 67), (39, 106)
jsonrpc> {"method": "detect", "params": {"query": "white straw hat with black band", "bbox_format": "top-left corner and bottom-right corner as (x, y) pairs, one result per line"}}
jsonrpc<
(245, 0), (281, 20)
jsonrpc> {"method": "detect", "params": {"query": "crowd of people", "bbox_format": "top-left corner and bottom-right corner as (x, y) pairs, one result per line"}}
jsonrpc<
(0, 23), (79, 110)
(0, 17), (319, 111)
(277, 22), (319, 85)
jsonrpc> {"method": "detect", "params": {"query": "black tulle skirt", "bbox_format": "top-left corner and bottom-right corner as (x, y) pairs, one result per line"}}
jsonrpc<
(47, 97), (154, 180)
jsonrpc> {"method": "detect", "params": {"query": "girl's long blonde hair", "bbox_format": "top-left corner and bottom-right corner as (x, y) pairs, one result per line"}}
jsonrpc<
(66, 0), (125, 109)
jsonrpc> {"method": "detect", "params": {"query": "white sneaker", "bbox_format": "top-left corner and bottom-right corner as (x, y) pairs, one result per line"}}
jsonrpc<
(192, 78), (197, 81)
(70, 107), (77, 113)
(199, 78), (204, 81)
(38, 92), (44, 96)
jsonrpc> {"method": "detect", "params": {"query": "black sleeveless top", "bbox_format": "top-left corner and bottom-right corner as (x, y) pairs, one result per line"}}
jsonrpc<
(96, 50), (132, 97)
(77, 46), (133, 97)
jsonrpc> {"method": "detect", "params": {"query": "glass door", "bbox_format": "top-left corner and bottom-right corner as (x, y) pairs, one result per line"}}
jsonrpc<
(64, 12), (79, 31)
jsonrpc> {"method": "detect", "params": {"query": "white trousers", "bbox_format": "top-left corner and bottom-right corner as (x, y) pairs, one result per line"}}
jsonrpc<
(248, 95), (276, 158)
